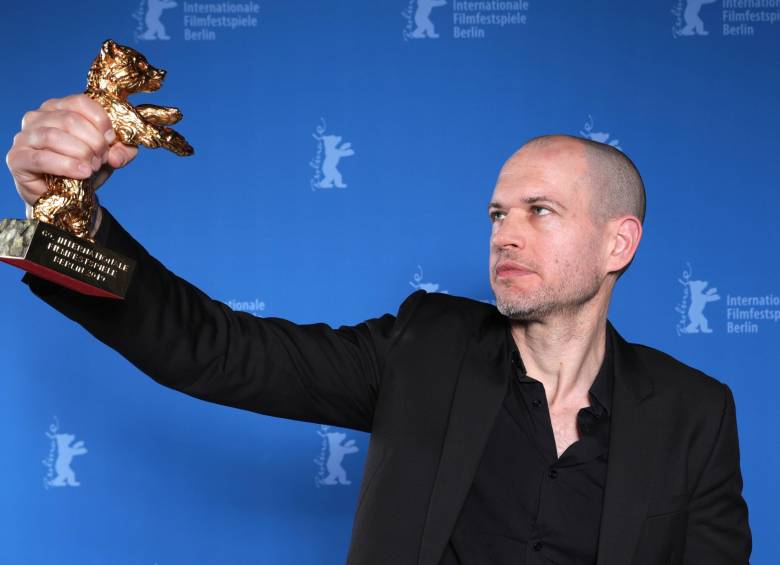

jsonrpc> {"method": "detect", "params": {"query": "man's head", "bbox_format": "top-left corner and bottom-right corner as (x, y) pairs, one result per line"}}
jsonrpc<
(488, 134), (644, 322)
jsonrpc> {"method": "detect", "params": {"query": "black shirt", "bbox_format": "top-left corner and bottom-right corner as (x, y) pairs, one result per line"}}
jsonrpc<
(439, 322), (614, 564)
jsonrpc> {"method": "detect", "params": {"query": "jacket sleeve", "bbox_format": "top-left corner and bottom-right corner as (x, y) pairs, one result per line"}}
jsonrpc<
(22, 207), (426, 432)
(684, 382), (752, 564)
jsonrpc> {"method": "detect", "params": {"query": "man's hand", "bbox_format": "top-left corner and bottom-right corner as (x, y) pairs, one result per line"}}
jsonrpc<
(5, 93), (138, 229)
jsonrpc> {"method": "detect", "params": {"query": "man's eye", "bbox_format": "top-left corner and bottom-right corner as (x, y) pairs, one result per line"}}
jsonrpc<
(489, 211), (505, 222)
(532, 206), (551, 216)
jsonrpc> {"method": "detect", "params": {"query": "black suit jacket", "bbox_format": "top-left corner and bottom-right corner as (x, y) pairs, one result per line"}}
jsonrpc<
(23, 208), (751, 565)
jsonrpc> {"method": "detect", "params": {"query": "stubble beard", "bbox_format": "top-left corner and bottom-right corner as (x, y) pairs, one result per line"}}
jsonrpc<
(493, 271), (602, 322)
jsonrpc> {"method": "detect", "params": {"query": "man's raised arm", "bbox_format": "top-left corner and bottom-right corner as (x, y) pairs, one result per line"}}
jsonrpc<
(8, 93), (425, 431)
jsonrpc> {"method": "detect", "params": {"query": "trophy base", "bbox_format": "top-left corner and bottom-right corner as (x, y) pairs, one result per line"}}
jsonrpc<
(0, 218), (135, 299)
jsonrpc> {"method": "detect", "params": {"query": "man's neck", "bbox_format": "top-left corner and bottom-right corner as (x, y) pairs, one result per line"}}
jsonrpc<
(508, 303), (609, 409)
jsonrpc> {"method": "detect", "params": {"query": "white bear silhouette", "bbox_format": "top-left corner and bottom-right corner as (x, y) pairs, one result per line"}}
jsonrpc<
(320, 432), (359, 486)
(580, 116), (620, 149)
(318, 135), (354, 189)
(582, 131), (620, 148)
(48, 433), (88, 487)
(409, 265), (449, 294)
(678, 0), (717, 36)
(140, 0), (178, 40)
(410, 281), (444, 292)
(683, 279), (720, 333)
(412, 0), (447, 39)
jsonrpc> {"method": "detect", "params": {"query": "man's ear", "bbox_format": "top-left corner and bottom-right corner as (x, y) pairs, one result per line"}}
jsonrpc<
(607, 215), (642, 273)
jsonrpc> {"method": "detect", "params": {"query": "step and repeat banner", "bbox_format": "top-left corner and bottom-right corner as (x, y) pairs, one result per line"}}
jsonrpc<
(1, 1), (777, 563)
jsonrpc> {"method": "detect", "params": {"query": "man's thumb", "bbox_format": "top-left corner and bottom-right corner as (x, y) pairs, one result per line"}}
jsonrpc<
(107, 143), (138, 169)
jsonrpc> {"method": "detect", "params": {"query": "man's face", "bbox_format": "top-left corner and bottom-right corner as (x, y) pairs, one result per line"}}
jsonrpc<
(488, 140), (607, 321)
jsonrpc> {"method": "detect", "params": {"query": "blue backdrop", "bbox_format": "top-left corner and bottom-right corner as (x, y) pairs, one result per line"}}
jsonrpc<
(1, 1), (778, 563)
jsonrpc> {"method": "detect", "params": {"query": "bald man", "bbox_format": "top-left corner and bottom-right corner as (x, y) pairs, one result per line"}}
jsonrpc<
(7, 94), (751, 564)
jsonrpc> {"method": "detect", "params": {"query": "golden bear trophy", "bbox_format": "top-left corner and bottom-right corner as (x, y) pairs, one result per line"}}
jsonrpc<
(0, 39), (194, 299)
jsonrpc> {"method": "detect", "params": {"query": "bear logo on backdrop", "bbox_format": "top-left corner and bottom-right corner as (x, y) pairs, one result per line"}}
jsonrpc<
(675, 262), (780, 335)
(133, 0), (178, 41)
(42, 416), (88, 489)
(314, 425), (360, 487)
(672, 0), (717, 37)
(402, 0), (531, 41)
(402, 0), (448, 40)
(676, 262), (721, 335)
(310, 118), (355, 191)
(132, 0), (261, 42)
(580, 115), (621, 150)
(671, 0), (780, 38)
(409, 264), (449, 294)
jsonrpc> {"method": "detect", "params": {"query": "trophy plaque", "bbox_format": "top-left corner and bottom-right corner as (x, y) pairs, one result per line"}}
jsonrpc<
(0, 38), (194, 299)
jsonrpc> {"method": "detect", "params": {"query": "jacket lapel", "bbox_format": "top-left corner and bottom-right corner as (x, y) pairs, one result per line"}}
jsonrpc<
(596, 324), (662, 565)
(417, 313), (662, 565)
(417, 309), (510, 565)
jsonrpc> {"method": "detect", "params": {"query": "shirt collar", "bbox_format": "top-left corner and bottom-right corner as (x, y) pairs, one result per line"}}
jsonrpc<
(504, 320), (614, 416)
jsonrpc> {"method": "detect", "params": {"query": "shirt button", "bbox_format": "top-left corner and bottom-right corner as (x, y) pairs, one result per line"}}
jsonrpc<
(548, 468), (558, 479)
(531, 399), (542, 408)
(532, 541), (543, 551)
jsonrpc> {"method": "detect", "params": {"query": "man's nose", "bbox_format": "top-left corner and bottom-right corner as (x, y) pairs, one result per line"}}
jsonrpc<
(491, 211), (527, 249)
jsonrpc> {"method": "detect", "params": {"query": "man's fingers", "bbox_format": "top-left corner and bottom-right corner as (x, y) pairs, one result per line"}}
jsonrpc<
(24, 110), (110, 166)
(40, 93), (113, 139)
(8, 147), (93, 208)
(15, 128), (100, 172)
(10, 147), (93, 183)
(32, 94), (136, 169)
(8, 94), (137, 210)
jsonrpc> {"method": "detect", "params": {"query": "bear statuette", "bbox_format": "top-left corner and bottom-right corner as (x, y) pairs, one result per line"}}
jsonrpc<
(33, 38), (194, 240)
(0, 39), (193, 299)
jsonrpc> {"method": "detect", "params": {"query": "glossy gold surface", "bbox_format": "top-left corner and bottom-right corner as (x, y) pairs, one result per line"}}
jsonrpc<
(33, 39), (194, 240)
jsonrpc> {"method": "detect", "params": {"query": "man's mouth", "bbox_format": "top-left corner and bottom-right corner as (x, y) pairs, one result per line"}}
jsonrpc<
(496, 261), (534, 278)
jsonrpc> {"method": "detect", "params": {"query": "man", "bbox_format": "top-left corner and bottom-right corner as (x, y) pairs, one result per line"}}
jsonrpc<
(6, 94), (751, 564)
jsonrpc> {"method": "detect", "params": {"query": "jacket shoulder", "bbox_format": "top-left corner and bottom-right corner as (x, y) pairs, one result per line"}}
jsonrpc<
(400, 290), (498, 325)
(389, 291), (499, 351)
(623, 339), (730, 411)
